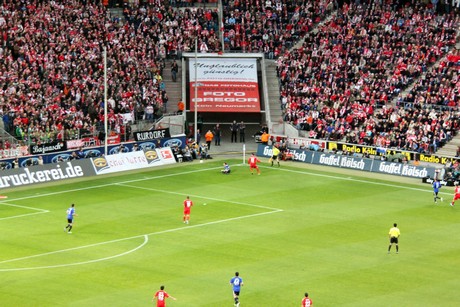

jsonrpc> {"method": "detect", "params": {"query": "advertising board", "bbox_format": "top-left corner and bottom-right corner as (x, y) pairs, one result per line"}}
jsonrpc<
(257, 145), (436, 179)
(189, 58), (260, 112)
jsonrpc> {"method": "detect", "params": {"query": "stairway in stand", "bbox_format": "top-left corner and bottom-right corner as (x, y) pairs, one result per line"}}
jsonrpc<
(161, 59), (182, 114)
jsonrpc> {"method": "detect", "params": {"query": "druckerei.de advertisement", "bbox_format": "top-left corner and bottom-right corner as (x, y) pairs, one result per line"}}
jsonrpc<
(0, 148), (178, 189)
(0, 161), (93, 188)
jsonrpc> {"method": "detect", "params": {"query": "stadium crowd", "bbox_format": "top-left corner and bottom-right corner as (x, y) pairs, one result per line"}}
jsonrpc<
(276, 0), (460, 153)
(221, 0), (335, 56)
(0, 0), (219, 149)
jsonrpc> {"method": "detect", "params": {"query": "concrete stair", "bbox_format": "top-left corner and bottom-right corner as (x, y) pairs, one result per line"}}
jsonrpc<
(436, 136), (460, 157)
(161, 59), (182, 114)
(265, 59), (282, 125)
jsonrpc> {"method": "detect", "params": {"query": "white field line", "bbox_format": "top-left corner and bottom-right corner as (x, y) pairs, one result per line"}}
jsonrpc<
(0, 165), (225, 221)
(0, 235), (149, 272)
(0, 202), (49, 212)
(0, 202), (49, 221)
(117, 183), (283, 212)
(9, 165), (227, 202)
(0, 210), (279, 271)
(0, 163), (437, 270)
(0, 211), (48, 221)
(259, 165), (450, 196)
(5, 163), (440, 203)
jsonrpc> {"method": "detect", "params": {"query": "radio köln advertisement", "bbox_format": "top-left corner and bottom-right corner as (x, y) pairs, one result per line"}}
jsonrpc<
(189, 58), (261, 112)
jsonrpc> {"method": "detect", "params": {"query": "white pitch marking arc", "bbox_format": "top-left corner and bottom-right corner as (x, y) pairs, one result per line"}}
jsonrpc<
(0, 235), (149, 272)
(0, 210), (280, 271)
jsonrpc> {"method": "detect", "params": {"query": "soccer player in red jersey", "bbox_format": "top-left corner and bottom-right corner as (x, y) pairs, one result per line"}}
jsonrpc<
(153, 285), (176, 307)
(301, 292), (313, 306)
(248, 153), (261, 175)
(450, 183), (460, 207)
(183, 196), (193, 224)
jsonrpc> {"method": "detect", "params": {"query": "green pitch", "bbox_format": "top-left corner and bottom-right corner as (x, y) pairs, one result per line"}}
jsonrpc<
(0, 160), (459, 306)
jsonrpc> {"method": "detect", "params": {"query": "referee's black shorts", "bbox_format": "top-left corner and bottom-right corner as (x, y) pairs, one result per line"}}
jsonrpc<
(390, 237), (398, 244)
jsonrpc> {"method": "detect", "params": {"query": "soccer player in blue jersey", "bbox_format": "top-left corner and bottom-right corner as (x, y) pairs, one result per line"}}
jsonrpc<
(64, 204), (77, 233)
(433, 179), (443, 203)
(230, 272), (243, 307)
(221, 162), (231, 174)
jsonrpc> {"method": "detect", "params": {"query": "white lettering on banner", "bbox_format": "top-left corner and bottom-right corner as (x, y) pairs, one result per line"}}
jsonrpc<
(136, 130), (166, 141)
(426, 178), (448, 185)
(196, 84), (257, 88)
(263, 146), (273, 156)
(0, 148), (22, 158)
(401, 165), (428, 177)
(0, 162), (84, 188)
(188, 58), (260, 113)
(107, 154), (148, 168)
(93, 149), (176, 175)
(271, 134), (327, 149)
(32, 142), (65, 154)
(379, 162), (402, 174)
(340, 157), (365, 170)
(193, 98), (259, 103)
(264, 147), (308, 162)
(319, 154), (340, 166)
(287, 149), (307, 162)
(204, 92), (246, 97)
(67, 139), (85, 149)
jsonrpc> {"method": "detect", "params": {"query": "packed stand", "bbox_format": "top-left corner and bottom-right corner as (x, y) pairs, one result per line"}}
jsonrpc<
(222, 0), (335, 57)
(0, 0), (220, 149)
(276, 0), (460, 154)
(397, 49), (460, 111)
(122, 4), (220, 54)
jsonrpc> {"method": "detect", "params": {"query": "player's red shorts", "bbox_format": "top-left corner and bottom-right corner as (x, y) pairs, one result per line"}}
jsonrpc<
(184, 209), (191, 215)
(249, 164), (258, 169)
(454, 193), (460, 201)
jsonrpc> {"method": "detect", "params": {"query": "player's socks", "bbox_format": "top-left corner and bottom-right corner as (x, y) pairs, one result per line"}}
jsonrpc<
(68, 226), (72, 232)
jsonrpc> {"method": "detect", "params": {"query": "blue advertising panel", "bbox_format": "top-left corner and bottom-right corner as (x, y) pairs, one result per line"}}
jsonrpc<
(257, 145), (437, 179)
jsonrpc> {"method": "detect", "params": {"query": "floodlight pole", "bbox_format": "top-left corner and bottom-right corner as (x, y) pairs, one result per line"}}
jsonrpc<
(103, 46), (108, 156)
(194, 37), (198, 142)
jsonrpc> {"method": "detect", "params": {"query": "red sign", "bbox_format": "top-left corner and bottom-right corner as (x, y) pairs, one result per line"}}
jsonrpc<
(107, 135), (121, 145)
(189, 58), (260, 113)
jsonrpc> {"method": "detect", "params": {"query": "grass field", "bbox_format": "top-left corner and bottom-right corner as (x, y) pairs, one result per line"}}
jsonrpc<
(0, 159), (459, 307)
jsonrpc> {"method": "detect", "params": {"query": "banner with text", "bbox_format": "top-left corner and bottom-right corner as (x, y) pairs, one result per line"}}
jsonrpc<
(133, 128), (171, 142)
(257, 145), (437, 179)
(0, 160), (95, 189)
(189, 58), (260, 112)
(90, 147), (176, 175)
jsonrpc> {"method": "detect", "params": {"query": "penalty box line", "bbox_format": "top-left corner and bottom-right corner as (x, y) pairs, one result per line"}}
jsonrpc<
(260, 164), (452, 196)
(117, 183), (284, 212)
(0, 165), (227, 222)
(0, 202), (50, 221)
